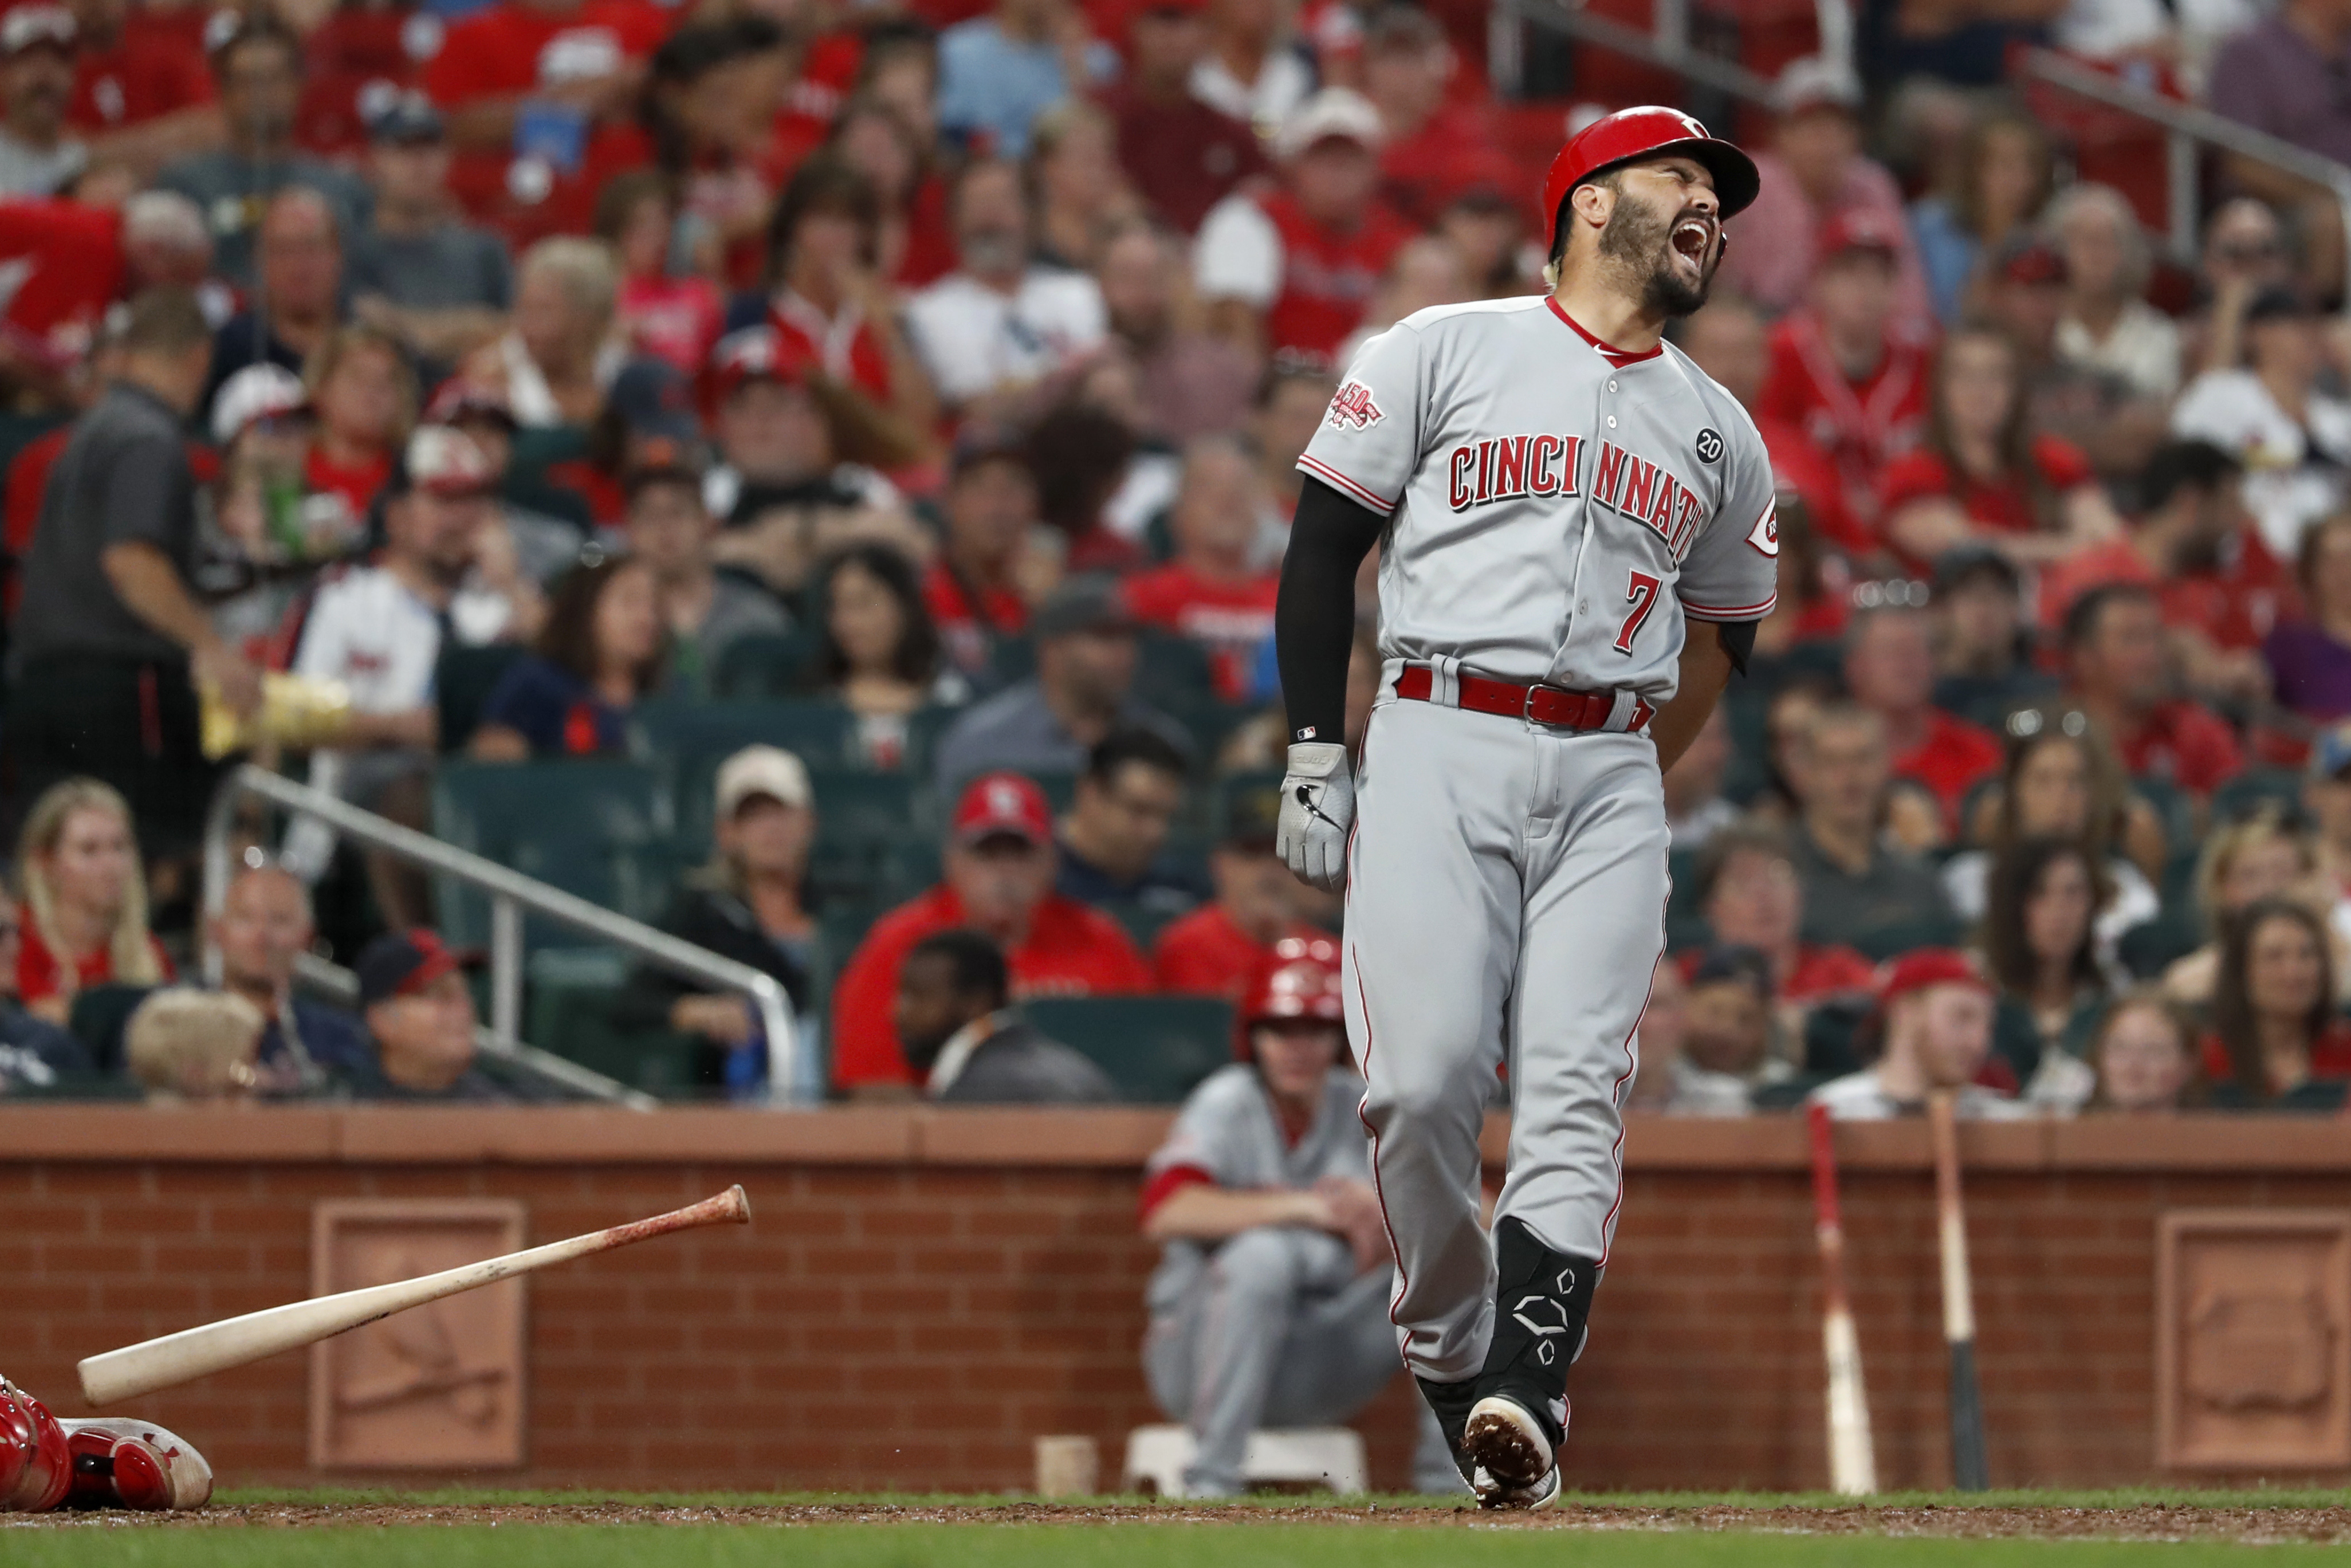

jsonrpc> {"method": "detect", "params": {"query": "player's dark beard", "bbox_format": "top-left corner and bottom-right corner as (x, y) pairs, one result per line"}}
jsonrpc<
(1598, 197), (1713, 318)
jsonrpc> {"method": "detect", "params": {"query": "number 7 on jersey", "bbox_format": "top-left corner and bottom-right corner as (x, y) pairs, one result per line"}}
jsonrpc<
(1615, 571), (1662, 654)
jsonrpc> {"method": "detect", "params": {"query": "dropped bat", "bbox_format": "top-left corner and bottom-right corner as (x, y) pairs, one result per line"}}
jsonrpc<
(79, 1185), (752, 1408)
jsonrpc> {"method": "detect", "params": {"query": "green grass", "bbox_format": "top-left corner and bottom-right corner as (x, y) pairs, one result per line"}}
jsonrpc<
(5, 1528), (2351, 1568)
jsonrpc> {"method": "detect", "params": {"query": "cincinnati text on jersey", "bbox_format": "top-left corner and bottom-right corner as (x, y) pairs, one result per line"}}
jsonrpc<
(1446, 435), (1708, 561)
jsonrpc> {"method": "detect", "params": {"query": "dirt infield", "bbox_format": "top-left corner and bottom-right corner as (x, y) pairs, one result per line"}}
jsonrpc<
(14, 1500), (2351, 1542)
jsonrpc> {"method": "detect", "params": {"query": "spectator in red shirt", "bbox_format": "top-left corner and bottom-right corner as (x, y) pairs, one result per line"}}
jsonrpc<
(1193, 88), (1411, 360)
(2202, 896), (2351, 1108)
(1125, 437), (1277, 701)
(301, 325), (413, 545)
(1878, 324), (2121, 572)
(2042, 439), (2283, 706)
(1359, 6), (1506, 231)
(1154, 781), (1322, 995)
(63, 0), (217, 180)
(1690, 821), (1876, 1026)
(2063, 582), (2244, 795)
(923, 428), (1041, 678)
(1681, 296), (1872, 560)
(831, 770), (1151, 1093)
(757, 155), (936, 447)
(1843, 602), (2002, 825)
(1108, 0), (1267, 235)
(15, 775), (172, 1024)
(1754, 209), (1931, 535)
(1722, 57), (1932, 336)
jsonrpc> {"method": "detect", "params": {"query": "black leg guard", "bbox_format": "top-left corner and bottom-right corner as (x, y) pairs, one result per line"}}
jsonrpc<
(1415, 1375), (1480, 1486)
(1472, 1217), (1600, 1447)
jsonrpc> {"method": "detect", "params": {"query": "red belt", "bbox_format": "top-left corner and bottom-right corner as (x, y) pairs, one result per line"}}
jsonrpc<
(1394, 665), (1650, 733)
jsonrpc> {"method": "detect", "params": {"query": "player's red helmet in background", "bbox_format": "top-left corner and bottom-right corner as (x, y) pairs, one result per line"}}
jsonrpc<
(1540, 106), (1762, 247)
(1233, 935), (1346, 1059)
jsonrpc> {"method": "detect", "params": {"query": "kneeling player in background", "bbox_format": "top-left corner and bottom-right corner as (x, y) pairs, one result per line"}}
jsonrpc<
(1137, 938), (1460, 1496)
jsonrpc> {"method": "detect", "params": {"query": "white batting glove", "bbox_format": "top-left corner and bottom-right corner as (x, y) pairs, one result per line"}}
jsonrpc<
(1277, 741), (1355, 892)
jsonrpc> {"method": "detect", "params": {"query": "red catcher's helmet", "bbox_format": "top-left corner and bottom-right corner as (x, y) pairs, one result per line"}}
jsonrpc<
(1540, 106), (1761, 248)
(1235, 935), (1346, 1059)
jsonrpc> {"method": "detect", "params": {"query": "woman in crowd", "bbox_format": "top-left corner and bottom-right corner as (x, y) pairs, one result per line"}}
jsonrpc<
(302, 325), (415, 544)
(1977, 835), (2108, 1107)
(2085, 991), (2199, 1113)
(1945, 716), (2164, 946)
(1028, 100), (1138, 274)
(472, 556), (666, 760)
(808, 543), (968, 767)
(2203, 896), (2351, 1107)
(600, 170), (724, 376)
(758, 156), (937, 446)
(2163, 806), (2342, 1005)
(619, 744), (817, 1098)
(15, 778), (172, 1025)
(1880, 325), (2121, 569)
(643, 19), (785, 296)
(2264, 512), (2351, 725)
(2048, 183), (2181, 402)
(1909, 108), (2053, 324)
(464, 237), (626, 429)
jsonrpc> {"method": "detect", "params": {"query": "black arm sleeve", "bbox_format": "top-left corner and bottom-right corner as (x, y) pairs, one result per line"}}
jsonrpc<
(1275, 475), (1388, 747)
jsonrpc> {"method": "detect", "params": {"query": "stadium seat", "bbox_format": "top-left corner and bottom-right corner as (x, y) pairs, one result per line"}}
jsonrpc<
(2208, 769), (2305, 826)
(1843, 913), (1962, 963)
(1750, 1076), (1827, 1113)
(712, 630), (823, 699)
(525, 948), (707, 1097)
(1135, 630), (1217, 706)
(1095, 899), (1189, 955)
(68, 984), (154, 1075)
(432, 761), (672, 949)
(1023, 995), (1233, 1103)
(2116, 910), (2203, 980)
(435, 643), (528, 754)
(634, 698), (863, 848)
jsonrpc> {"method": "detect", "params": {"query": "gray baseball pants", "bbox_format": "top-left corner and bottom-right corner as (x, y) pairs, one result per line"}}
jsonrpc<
(1341, 676), (1669, 1384)
(1143, 1227), (1458, 1495)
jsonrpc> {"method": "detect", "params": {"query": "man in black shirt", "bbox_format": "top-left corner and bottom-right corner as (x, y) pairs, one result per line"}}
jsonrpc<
(894, 929), (1114, 1103)
(10, 286), (261, 855)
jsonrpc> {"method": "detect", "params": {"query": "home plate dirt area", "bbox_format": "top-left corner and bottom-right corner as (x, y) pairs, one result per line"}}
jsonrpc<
(11, 1490), (2351, 1565)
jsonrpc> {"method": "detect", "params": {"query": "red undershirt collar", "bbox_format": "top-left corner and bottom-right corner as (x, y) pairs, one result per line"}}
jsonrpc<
(1546, 297), (1664, 367)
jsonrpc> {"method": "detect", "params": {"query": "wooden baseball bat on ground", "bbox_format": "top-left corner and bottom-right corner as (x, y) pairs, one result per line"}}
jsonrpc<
(1925, 1094), (1988, 1491)
(78, 1186), (752, 1408)
(1805, 1101), (1877, 1495)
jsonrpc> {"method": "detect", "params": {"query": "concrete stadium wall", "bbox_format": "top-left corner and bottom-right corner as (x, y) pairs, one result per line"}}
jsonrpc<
(3, 1108), (2349, 1493)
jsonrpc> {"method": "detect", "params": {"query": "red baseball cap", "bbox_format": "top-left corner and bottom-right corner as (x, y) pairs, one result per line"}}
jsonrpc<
(354, 928), (469, 1006)
(1876, 949), (1990, 1007)
(952, 772), (1053, 848)
(709, 325), (813, 402)
(1817, 209), (1902, 262)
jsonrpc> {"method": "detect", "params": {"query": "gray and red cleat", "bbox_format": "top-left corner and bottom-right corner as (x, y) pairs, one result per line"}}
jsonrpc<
(57, 1419), (214, 1511)
(1, 1376), (73, 1512)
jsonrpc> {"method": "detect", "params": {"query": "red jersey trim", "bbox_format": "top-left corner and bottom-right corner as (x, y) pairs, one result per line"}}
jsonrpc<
(1137, 1164), (1215, 1225)
(1298, 453), (1395, 513)
(1545, 297), (1663, 366)
(1679, 591), (1779, 622)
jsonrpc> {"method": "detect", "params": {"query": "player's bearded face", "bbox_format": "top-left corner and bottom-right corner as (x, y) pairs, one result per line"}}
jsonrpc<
(1598, 180), (1720, 318)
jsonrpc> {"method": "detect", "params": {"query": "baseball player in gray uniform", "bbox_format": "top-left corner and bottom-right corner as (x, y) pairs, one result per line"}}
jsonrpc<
(1272, 107), (1778, 1507)
(1139, 937), (1458, 1497)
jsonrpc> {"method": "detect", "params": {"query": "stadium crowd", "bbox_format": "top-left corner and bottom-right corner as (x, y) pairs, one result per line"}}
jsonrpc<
(0, 0), (2341, 1123)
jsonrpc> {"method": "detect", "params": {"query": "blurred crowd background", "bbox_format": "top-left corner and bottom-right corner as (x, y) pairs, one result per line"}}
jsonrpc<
(0, 0), (2346, 1118)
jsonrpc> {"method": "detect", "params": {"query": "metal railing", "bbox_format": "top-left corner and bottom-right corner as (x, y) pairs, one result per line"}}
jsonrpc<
(200, 764), (803, 1105)
(1495, 2), (2351, 268)
(2016, 49), (2351, 264)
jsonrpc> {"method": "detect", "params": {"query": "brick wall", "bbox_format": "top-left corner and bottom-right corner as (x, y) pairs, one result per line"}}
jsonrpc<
(3, 1109), (2348, 1492)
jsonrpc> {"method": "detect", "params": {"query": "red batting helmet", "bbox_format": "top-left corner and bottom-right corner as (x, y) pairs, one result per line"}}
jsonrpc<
(1234, 936), (1345, 1059)
(1, 1376), (70, 1513)
(1540, 106), (1761, 247)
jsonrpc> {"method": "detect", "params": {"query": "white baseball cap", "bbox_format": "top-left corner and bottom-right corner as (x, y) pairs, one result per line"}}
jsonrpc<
(209, 362), (309, 446)
(1, 6), (75, 56)
(398, 424), (497, 496)
(1774, 56), (1863, 116)
(1273, 88), (1384, 161)
(715, 745), (812, 819)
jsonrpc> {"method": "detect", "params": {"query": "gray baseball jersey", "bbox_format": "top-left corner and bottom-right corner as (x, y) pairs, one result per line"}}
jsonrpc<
(1293, 294), (1779, 1389)
(1299, 293), (1779, 697)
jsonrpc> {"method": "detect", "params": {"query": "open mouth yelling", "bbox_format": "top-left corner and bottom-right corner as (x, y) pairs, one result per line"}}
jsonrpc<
(1670, 216), (1715, 269)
